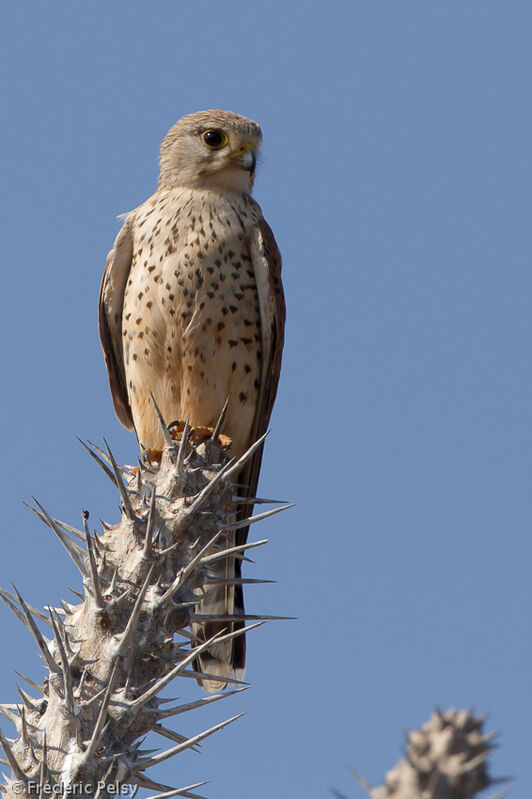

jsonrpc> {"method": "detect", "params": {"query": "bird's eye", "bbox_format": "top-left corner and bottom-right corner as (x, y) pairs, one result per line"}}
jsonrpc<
(202, 129), (228, 149)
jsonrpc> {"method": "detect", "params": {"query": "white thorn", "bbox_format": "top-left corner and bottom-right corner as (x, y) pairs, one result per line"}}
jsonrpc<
(103, 440), (136, 520)
(150, 393), (174, 450)
(142, 489), (157, 560)
(222, 503), (295, 530)
(31, 499), (88, 577)
(136, 714), (244, 769)
(11, 586), (60, 674)
(201, 538), (269, 565)
(144, 783), (209, 799)
(116, 565), (154, 656)
(84, 658), (118, 760)
(175, 418), (190, 474)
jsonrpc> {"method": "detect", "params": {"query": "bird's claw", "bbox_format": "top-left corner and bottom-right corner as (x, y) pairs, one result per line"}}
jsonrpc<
(168, 420), (232, 448)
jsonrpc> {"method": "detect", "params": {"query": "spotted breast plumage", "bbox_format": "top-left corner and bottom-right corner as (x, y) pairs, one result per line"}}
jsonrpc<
(99, 110), (285, 691)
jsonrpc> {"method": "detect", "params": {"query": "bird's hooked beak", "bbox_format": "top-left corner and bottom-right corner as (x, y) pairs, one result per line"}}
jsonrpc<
(230, 143), (256, 174)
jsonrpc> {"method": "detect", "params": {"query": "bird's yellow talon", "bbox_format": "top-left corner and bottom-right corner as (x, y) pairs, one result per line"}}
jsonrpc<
(168, 421), (232, 449)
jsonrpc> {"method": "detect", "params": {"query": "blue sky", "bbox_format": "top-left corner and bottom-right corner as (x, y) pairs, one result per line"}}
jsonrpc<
(1, 1), (530, 796)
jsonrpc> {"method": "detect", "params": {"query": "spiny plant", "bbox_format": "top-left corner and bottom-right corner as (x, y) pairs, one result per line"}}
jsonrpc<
(334, 708), (506, 799)
(0, 405), (291, 799)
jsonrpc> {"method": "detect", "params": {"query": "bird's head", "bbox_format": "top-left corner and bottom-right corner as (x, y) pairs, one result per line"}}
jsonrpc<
(158, 109), (262, 194)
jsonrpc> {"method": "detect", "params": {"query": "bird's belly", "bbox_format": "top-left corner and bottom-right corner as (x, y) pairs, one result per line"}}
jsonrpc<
(123, 244), (262, 456)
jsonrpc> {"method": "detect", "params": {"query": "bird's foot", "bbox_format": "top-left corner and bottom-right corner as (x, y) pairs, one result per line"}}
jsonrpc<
(140, 449), (163, 466)
(168, 420), (232, 449)
(136, 423), (232, 466)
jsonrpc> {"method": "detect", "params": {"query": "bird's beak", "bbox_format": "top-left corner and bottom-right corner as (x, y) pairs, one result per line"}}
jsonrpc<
(230, 143), (256, 174)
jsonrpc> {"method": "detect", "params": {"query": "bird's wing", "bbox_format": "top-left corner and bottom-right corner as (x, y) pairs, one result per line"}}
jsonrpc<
(98, 216), (135, 431)
(237, 218), (286, 545)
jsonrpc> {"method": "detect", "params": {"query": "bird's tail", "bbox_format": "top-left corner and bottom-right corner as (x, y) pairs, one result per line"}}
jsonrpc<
(191, 535), (246, 692)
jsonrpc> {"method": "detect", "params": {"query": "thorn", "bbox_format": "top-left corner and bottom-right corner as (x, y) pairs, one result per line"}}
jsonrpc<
(16, 685), (41, 713)
(87, 439), (118, 467)
(201, 538), (269, 565)
(156, 540), (181, 557)
(11, 586), (60, 674)
(105, 568), (119, 597)
(150, 393), (174, 450)
(203, 576), (275, 586)
(168, 600), (199, 611)
(82, 512), (105, 612)
(136, 464), (143, 494)
(0, 588), (51, 627)
(24, 503), (86, 546)
(211, 396), (230, 444)
(84, 658), (119, 761)
(20, 707), (29, 748)
(347, 766), (373, 792)
(231, 495), (287, 505)
(14, 672), (42, 694)
(79, 685), (107, 710)
(155, 687), (248, 719)
(60, 600), (73, 615)
(130, 625), (255, 713)
(31, 499), (88, 577)
(116, 565), (154, 657)
(55, 519), (85, 544)
(222, 503), (295, 530)
(44, 514), (86, 543)
(49, 613), (74, 714)
(53, 612), (74, 657)
(103, 440), (136, 520)
(69, 587), (85, 600)
(135, 714), (244, 769)
(108, 589), (131, 610)
(142, 489), (157, 561)
(165, 530), (224, 597)
(221, 431), (269, 482)
(191, 613), (293, 622)
(77, 438), (117, 485)
(462, 751), (493, 772)
(0, 705), (17, 725)
(156, 569), (187, 608)
(175, 418), (190, 474)
(39, 729), (48, 791)
(144, 783), (209, 799)
(127, 775), (174, 793)
(93, 760), (117, 799)
(0, 590), (33, 630)
(152, 725), (193, 747)
(185, 457), (237, 516)
(481, 730), (500, 745)
(175, 628), (203, 644)
(92, 523), (103, 549)
(0, 730), (25, 781)
(77, 667), (88, 698)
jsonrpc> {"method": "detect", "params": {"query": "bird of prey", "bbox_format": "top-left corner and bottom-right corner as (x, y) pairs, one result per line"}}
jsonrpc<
(99, 110), (285, 691)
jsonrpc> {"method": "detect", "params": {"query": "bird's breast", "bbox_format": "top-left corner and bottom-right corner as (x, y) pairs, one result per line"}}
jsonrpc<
(122, 189), (264, 453)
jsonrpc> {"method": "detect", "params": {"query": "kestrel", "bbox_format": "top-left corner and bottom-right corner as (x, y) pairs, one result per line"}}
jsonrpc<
(99, 110), (285, 691)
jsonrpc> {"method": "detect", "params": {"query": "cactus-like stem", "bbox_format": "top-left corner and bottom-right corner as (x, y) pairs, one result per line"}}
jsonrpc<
(336, 708), (505, 799)
(0, 433), (289, 798)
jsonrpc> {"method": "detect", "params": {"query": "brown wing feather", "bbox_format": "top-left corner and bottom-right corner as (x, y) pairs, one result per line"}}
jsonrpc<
(237, 218), (285, 546)
(228, 218), (284, 678)
(98, 217), (135, 431)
